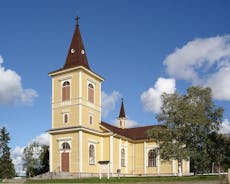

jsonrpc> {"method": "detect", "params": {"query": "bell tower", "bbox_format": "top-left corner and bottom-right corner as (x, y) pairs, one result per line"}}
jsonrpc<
(49, 17), (104, 131)
(118, 98), (127, 129)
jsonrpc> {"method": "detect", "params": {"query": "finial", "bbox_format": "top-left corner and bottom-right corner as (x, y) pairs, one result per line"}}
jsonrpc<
(121, 98), (124, 102)
(75, 16), (80, 26)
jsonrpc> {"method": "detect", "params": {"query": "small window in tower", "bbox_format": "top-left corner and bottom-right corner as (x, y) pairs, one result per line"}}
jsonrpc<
(88, 83), (94, 103)
(89, 115), (93, 125)
(63, 113), (69, 124)
(62, 81), (70, 101)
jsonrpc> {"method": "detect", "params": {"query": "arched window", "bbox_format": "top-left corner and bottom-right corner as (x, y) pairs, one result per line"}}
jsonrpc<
(89, 115), (93, 125)
(61, 142), (70, 150)
(148, 149), (157, 167)
(64, 113), (68, 123)
(88, 83), (94, 103)
(121, 148), (125, 167)
(89, 144), (95, 165)
(62, 81), (70, 101)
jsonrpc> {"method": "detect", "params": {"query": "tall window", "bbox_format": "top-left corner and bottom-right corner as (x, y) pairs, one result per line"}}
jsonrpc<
(61, 142), (70, 151)
(62, 81), (70, 101)
(89, 144), (95, 165)
(121, 148), (125, 167)
(88, 83), (94, 103)
(148, 149), (157, 167)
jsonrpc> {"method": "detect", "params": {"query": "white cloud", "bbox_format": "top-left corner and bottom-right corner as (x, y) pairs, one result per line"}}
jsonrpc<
(11, 146), (24, 174)
(163, 35), (230, 100)
(141, 78), (176, 113)
(30, 132), (50, 146)
(220, 119), (230, 134)
(0, 55), (38, 105)
(102, 91), (121, 118)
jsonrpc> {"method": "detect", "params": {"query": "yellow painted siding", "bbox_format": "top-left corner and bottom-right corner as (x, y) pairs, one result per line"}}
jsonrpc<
(134, 143), (144, 174)
(51, 132), (79, 173)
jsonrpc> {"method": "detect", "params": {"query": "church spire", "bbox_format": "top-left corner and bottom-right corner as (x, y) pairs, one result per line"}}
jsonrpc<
(63, 16), (90, 70)
(118, 98), (126, 129)
(119, 98), (126, 118)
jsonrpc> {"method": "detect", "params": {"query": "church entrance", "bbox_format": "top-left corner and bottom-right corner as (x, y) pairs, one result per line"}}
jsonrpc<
(61, 152), (69, 172)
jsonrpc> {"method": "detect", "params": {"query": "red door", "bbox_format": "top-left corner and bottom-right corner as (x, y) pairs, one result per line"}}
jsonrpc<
(61, 152), (69, 172)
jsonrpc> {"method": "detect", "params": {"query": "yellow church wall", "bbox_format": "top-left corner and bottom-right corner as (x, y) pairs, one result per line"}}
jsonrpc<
(52, 70), (80, 104)
(81, 71), (101, 107)
(53, 106), (79, 128)
(81, 132), (102, 173)
(134, 143), (144, 174)
(112, 138), (120, 173)
(81, 105), (101, 131)
(103, 136), (110, 161)
(159, 160), (173, 174)
(51, 132), (79, 173)
(127, 142), (134, 174)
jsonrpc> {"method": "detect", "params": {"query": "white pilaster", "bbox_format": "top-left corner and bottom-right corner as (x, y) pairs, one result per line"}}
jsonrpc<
(126, 141), (128, 173)
(79, 71), (82, 125)
(110, 135), (113, 174)
(79, 131), (83, 172)
(100, 137), (103, 161)
(49, 135), (53, 172)
(144, 141), (146, 174)
(119, 139), (121, 169)
(132, 143), (134, 175)
(172, 160), (176, 175)
(157, 152), (160, 175)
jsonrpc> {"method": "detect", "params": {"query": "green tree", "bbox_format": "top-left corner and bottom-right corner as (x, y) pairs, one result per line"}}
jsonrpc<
(207, 133), (230, 172)
(23, 142), (49, 177)
(23, 142), (40, 177)
(0, 127), (15, 178)
(39, 145), (49, 174)
(148, 86), (223, 175)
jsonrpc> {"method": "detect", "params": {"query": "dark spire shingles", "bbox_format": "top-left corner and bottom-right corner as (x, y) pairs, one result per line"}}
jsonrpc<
(119, 98), (126, 118)
(63, 18), (90, 70)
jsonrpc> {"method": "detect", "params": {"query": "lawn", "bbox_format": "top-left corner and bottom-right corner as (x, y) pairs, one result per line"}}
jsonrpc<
(25, 175), (227, 183)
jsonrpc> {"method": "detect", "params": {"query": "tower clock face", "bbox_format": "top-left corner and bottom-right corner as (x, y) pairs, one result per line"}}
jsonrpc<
(71, 49), (75, 53)
(81, 50), (85, 54)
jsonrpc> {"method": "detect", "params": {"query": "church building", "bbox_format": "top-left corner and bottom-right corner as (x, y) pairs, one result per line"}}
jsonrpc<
(48, 18), (190, 177)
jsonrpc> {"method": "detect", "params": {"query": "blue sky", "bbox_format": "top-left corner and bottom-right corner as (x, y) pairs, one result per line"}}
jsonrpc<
(1, 0), (230, 172)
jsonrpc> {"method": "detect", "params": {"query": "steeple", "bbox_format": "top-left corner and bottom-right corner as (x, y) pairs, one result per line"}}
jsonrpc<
(63, 16), (90, 70)
(119, 98), (126, 118)
(118, 98), (126, 129)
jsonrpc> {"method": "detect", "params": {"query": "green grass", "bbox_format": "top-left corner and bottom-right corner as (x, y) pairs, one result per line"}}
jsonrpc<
(25, 175), (226, 183)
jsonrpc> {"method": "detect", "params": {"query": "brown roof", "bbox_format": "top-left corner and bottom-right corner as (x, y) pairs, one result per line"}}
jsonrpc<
(119, 98), (126, 118)
(100, 121), (162, 140)
(63, 22), (90, 70)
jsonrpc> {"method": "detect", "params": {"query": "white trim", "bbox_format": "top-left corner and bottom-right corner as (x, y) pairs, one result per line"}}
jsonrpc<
(125, 141), (128, 173)
(144, 142), (146, 174)
(172, 160), (176, 175)
(79, 131), (83, 172)
(88, 139), (99, 144)
(57, 137), (72, 141)
(79, 104), (82, 126)
(79, 71), (82, 98)
(49, 66), (104, 82)
(119, 139), (121, 169)
(157, 150), (160, 175)
(49, 135), (53, 172)
(132, 143), (134, 175)
(100, 137), (103, 161)
(58, 76), (72, 82)
(110, 135), (113, 173)
(79, 71), (82, 126)
(52, 78), (54, 128)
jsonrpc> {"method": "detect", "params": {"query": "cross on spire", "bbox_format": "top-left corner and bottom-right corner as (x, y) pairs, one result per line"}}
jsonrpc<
(75, 16), (80, 26)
